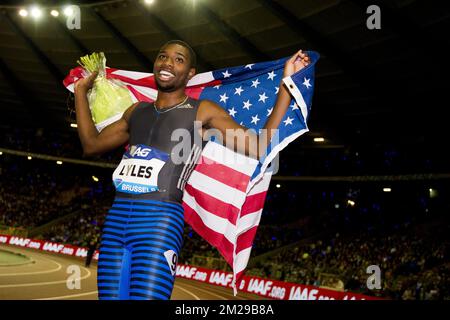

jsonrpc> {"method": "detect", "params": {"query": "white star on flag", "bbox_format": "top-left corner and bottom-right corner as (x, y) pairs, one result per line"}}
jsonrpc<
(228, 107), (237, 117)
(243, 100), (252, 110)
(283, 116), (294, 126)
(251, 78), (260, 88)
(245, 64), (254, 69)
(303, 77), (312, 89)
(267, 108), (273, 116)
(275, 87), (279, 94)
(234, 86), (244, 96)
(290, 103), (299, 111)
(220, 93), (229, 103)
(214, 85), (221, 89)
(267, 71), (276, 81)
(251, 114), (260, 125)
(222, 70), (232, 78)
(258, 92), (268, 103)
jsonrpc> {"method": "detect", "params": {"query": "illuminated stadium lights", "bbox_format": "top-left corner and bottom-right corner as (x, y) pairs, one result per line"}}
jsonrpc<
(56, 161), (63, 165)
(30, 6), (43, 19)
(429, 188), (438, 198)
(144, 0), (155, 4)
(383, 188), (392, 192)
(19, 9), (28, 17)
(276, 184), (281, 188)
(0, 151), (3, 155)
(314, 137), (325, 142)
(335, 204), (340, 209)
(92, 176), (99, 182)
(64, 6), (74, 17)
(51, 10), (60, 17)
(70, 123), (78, 128)
(347, 200), (355, 206)
(27, 156), (32, 160)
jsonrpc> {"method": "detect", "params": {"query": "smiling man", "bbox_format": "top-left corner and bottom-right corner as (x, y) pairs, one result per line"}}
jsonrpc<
(73, 40), (309, 300)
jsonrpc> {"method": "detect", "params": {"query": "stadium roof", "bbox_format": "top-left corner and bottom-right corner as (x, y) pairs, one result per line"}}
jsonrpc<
(0, 0), (448, 147)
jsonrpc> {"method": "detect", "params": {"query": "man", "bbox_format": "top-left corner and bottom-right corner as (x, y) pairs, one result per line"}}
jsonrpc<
(74, 40), (309, 300)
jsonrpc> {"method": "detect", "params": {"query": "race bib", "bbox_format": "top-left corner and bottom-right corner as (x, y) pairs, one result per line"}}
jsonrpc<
(112, 144), (169, 194)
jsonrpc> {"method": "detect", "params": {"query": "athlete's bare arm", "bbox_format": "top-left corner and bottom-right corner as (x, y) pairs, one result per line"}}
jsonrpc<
(197, 50), (309, 159)
(74, 71), (139, 157)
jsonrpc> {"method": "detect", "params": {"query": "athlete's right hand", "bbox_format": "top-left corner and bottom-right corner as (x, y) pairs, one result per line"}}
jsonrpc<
(74, 71), (98, 94)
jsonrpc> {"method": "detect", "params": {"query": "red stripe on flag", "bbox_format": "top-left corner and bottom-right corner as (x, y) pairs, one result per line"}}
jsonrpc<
(183, 202), (234, 266)
(63, 66), (84, 87)
(195, 156), (250, 192)
(235, 225), (259, 254)
(236, 270), (245, 284)
(126, 85), (154, 103)
(239, 191), (268, 217)
(107, 68), (157, 88)
(184, 184), (239, 225)
(185, 80), (221, 99)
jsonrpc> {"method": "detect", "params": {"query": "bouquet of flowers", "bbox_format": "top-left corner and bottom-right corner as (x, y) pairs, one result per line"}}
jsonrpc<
(77, 52), (134, 131)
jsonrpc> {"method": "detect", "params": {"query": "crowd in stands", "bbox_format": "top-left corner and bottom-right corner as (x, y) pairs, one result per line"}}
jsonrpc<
(38, 200), (109, 248)
(1, 125), (448, 177)
(0, 151), (115, 229)
(0, 125), (124, 162)
(245, 207), (450, 300)
(0, 159), (89, 228)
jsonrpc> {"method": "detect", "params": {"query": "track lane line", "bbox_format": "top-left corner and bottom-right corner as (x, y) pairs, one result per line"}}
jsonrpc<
(0, 266), (92, 288)
(175, 281), (228, 300)
(35, 290), (99, 300)
(0, 254), (63, 276)
(175, 284), (201, 300)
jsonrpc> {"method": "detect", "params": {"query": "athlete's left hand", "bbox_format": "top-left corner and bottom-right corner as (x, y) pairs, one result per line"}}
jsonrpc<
(283, 50), (310, 78)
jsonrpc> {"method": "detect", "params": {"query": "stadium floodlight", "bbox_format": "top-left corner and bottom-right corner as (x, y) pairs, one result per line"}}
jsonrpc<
(276, 184), (281, 188)
(314, 137), (325, 142)
(383, 188), (391, 192)
(51, 10), (60, 17)
(347, 200), (355, 206)
(19, 9), (28, 17)
(92, 176), (99, 182)
(70, 123), (78, 128)
(56, 161), (63, 165)
(144, 0), (155, 5)
(0, 151), (3, 155)
(30, 6), (42, 19)
(27, 156), (32, 160)
(64, 6), (74, 17)
(429, 188), (438, 198)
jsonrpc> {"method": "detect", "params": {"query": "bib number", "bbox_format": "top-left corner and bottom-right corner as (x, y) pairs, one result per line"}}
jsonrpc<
(112, 145), (169, 194)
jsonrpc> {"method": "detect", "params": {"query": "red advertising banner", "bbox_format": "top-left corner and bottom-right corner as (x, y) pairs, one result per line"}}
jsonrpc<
(175, 264), (379, 300)
(1, 234), (379, 300)
(0, 234), (99, 261)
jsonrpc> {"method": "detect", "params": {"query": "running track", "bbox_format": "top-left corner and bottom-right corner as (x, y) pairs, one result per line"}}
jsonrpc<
(0, 244), (266, 300)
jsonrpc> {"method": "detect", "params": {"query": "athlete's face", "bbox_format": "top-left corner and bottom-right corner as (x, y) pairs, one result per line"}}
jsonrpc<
(154, 44), (196, 92)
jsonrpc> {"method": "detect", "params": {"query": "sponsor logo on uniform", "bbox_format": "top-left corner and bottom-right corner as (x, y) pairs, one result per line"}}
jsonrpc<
(177, 103), (193, 109)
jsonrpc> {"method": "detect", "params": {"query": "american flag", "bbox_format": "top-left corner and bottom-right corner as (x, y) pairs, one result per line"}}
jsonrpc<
(63, 51), (319, 294)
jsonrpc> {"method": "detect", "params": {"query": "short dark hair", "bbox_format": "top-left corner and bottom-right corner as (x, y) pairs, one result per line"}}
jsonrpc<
(161, 40), (197, 68)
